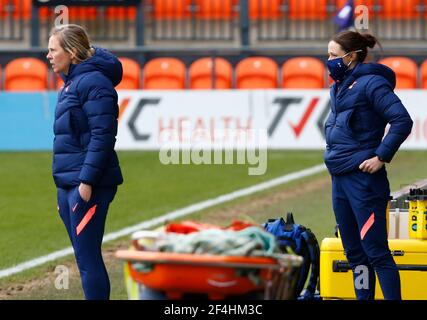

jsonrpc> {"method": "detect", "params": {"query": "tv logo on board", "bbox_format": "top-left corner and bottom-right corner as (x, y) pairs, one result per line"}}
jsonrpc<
(268, 96), (330, 140)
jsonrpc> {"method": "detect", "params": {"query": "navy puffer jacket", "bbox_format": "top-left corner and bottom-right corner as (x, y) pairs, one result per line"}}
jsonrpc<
(324, 62), (413, 176)
(53, 47), (124, 188)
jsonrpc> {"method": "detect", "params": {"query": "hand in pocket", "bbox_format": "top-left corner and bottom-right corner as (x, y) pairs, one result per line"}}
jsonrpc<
(78, 183), (92, 202)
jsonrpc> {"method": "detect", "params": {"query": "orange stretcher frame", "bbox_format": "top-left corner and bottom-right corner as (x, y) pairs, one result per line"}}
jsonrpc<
(116, 250), (302, 300)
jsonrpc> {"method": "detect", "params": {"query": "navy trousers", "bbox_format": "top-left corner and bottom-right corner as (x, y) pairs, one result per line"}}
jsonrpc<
(57, 185), (117, 300)
(332, 168), (401, 300)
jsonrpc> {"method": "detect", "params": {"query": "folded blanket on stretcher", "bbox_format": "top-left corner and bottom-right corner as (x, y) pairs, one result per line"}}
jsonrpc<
(156, 226), (279, 257)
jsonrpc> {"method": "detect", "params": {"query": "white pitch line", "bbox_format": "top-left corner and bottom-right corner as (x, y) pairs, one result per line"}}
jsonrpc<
(0, 163), (326, 279)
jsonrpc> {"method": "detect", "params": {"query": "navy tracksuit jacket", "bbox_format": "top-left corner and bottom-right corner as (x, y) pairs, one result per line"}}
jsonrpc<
(53, 47), (123, 300)
(324, 63), (413, 300)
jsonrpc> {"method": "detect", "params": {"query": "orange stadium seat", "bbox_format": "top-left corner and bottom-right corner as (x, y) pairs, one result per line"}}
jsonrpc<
(5, 58), (48, 91)
(378, 0), (420, 19)
(195, 0), (235, 19)
(38, 6), (98, 21)
(54, 74), (64, 90)
(38, 7), (50, 21)
(116, 57), (141, 90)
(48, 73), (63, 91)
(0, 0), (31, 20)
(105, 6), (137, 20)
(282, 57), (325, 89)
(419, 60), (427, 89)
(249, 0), (283, 19)
(378, 57), (418, 89)
(189, 57), (233, 89)
(236, 57), (278, 89)
(68, 7), (98, 20)
(40, 6), (138, 21)
(289, 0), (327, 20)
(53, 58), (141, 91)
(143, 58), (186, 89)
(328, 75), (334, 87)
(0, 0), (6, 18)
(152, 0), (191, 19)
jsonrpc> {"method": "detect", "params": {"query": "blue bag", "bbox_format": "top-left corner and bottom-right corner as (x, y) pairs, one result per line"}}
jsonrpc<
(263, 213), (321, 300)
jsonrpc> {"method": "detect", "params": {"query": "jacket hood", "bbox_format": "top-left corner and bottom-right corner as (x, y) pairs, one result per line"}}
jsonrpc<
(62, 47), (123, 87)
(351, 62), (396, 89)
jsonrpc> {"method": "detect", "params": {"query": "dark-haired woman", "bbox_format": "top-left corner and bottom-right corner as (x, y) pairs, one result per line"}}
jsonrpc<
(324, 31), (413, 300)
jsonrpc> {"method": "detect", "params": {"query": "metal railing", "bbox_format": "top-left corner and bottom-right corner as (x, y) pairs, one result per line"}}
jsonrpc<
(2, 0), (427, 47)
(36, 6), (136, 43)
(145, 0), (427, 44)
(252, 0), (427, 42)
(368, 0), (427, 41)
(145, 0), (238, 42)
(253, 0), (337, 42)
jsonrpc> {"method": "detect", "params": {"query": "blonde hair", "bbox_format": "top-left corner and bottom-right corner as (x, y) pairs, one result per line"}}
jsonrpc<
(50, 24), (94, 62)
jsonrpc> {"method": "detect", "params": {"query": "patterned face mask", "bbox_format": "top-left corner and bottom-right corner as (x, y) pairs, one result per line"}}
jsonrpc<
(327, 50), (362, 82)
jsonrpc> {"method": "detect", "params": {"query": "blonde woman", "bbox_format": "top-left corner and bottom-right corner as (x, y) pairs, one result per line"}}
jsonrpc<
(47, 24), (123, 300)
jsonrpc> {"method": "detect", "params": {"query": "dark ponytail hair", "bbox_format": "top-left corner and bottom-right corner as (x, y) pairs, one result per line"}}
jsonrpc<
(332, 31), (382, 63)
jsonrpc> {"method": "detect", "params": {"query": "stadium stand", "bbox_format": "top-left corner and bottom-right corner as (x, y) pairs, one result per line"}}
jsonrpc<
(143, 57), (186, 89)
(189, 57), (233, 89)
(1, 1), (427, 93)
(378, 57), (418, 89)
(195, 0), (236, 19)
(39, 1), (426, 21)
(0, 1), (425, 25)
(379, 0), (420, 19)
(2, 0), (427, 45)
(4, 57), (48, 91)
(39, 6), (98, 21)
(282, 57), (325, 89)
(68, 7), (98, 20)
(236, 57), (278, 89)
(116, 57), (141, 90)
(249, 0), (283, 19)
(105, 6), (137, 20)
(0, 0), (31, 20)
(420, 60), (427, 89)
(152, 0), (192, 19)
(289, 0), (327, 20)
